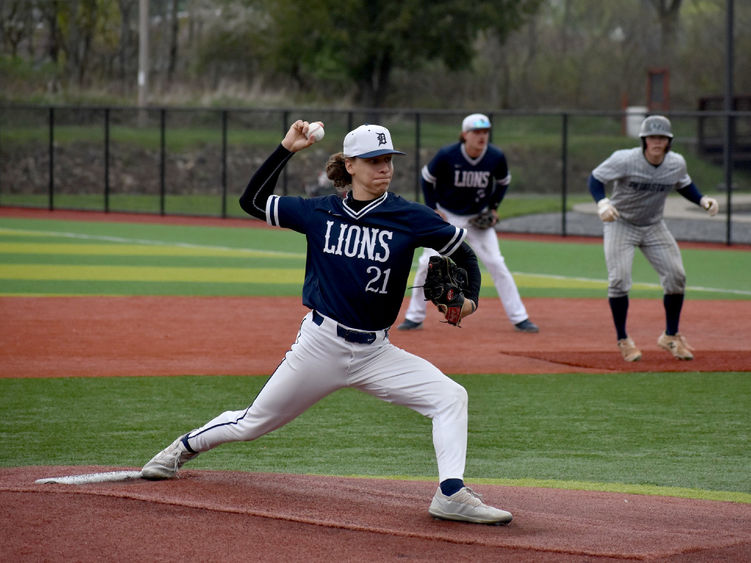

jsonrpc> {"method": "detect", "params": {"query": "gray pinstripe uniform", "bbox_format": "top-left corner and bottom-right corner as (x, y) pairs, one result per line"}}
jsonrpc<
(591, 148), (691, 298)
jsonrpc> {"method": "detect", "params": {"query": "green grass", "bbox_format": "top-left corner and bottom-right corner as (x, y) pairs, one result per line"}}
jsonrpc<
(0, 123), (283, 152)
(0, 373), (749, 502)
(0, 194), (254, 218)
(0, 192), (583, 219)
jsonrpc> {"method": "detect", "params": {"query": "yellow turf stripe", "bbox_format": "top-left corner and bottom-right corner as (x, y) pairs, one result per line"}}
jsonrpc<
(501, 273), (659, 292)
(0, 264), (305, 284)
(0, 242), (294, 258)
(514, 273), (605, 289)
(0, 264), (659, 291)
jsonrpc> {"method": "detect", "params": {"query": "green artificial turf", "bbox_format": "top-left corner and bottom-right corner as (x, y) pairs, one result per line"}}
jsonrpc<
(1, 216), (749, 299)
(1, 373), (749, 503)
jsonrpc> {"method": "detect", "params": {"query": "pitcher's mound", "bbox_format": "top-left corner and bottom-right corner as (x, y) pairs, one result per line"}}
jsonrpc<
(3, 466), (750, 561)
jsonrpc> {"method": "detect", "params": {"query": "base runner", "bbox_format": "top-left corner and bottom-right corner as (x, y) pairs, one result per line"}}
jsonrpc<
(588, 115), (719, 362)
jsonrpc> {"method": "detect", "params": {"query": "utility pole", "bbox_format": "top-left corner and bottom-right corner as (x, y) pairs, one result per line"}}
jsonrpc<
(138, 0), (150, 124)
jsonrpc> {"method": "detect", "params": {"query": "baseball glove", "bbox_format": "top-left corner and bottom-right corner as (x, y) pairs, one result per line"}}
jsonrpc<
(469, 210), (497, 230)
(422, 255), (468, 326)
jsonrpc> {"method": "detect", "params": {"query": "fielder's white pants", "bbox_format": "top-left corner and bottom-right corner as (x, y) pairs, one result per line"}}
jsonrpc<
(185, 311), (468, 483)
(404, 207), (529, 325)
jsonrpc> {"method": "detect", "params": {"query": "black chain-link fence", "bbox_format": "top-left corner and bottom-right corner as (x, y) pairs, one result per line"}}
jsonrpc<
(1, 105), (749, 244)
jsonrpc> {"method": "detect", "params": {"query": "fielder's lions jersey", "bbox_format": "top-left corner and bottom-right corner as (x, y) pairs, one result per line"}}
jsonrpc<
(592, 148), (692, 226)
(422, 142), (511, 215)
(266, 191), (466, 331)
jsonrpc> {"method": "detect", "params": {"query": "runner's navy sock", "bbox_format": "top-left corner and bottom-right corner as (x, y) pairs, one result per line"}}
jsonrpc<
(664, 293), (684, 335)
(609, 295), (629, 340)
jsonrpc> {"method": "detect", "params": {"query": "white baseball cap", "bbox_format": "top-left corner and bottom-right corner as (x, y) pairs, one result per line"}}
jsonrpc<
(343, 124), (406, 158)
(462, 113), (492, 132)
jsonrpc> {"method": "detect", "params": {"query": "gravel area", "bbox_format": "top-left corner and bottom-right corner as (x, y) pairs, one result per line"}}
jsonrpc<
(498, 195), (751, 245)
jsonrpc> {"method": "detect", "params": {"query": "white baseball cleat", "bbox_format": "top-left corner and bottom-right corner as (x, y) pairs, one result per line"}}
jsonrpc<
(141, 436), (199, 480)
(428, 487), (513, 525)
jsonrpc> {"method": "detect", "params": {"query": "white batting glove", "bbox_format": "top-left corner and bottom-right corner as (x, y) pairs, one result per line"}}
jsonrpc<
(597, 198), (620, 222)
(700, 196), (719, 216)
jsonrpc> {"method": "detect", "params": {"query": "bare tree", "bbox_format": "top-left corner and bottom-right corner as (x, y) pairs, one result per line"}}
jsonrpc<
(1, 0), (29, 56)
(166, 0), (179, 84)
(647, 0), (683, 65)
(117, 0), (137, 87)
(58, 0), (103, 86)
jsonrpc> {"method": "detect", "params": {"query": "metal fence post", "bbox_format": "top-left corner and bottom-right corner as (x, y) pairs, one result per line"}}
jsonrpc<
(724, 113), (734, 246)
(104, 108), (110, 213)
(0, 111), (2, 203)
(561, 112), (568, 237)
(160, 108), (166, 215)
(48, 107), (54, 211)
(221, 109), (228, 218)
(414, 112), (421, 202)
(282, 110), (289, 195)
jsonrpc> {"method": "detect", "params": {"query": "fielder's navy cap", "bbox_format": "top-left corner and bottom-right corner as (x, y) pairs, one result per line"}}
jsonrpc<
(343, 124), (406, 158)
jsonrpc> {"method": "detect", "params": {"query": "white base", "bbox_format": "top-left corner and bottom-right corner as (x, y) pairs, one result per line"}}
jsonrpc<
(36, 470), (143, 485)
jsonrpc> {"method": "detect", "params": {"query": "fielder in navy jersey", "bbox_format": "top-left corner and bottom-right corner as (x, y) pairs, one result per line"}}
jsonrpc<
(141, 120), (513, 525)
(588, 115), (719, 362)
(399, 113), (539, 333)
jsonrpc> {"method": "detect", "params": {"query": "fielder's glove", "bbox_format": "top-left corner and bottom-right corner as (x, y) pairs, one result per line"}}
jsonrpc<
(597, 198), (620, 222)
(422, 255), (468, 326)
(700, 196), (719, 216)
(469, 210), (497, 230)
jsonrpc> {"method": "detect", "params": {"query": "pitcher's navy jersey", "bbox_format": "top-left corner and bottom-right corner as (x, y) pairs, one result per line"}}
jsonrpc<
(267, 192), (466, 331)
(422, 142), (511, 215)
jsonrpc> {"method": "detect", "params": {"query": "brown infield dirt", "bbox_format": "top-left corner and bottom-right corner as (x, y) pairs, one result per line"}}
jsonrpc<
(1, 208), (750, 561)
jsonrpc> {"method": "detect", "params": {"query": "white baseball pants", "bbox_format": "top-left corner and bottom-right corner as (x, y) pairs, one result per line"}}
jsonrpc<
(404, 207), (529, 325)
(184, 311), (469, 483)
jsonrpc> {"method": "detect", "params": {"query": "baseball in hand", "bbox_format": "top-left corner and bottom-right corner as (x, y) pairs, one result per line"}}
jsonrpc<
(306, 122), (325, 142)
(701, 196), (719, 216)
